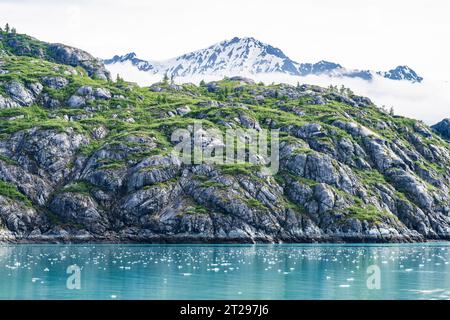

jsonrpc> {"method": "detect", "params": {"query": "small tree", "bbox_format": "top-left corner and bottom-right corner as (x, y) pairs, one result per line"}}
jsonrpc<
(389, 106), (395, 116)
(5, 23), (10, 33)
(199, 79), (206, 86)
(162, 73), (169, 84)
(11, 27), (16, 34)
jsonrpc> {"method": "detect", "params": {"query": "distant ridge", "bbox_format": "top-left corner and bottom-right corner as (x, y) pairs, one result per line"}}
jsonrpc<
(105, 37), (423, 83)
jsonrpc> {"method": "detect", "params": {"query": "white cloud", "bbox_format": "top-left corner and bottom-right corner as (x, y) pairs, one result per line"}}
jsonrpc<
(109, 60), (450, 125)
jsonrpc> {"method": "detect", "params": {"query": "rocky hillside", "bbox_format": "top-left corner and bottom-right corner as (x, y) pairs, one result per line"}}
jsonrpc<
(0, 31), (449, 243)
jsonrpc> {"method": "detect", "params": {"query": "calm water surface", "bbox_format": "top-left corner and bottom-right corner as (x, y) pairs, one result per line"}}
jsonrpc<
(0, 243), (449, 300)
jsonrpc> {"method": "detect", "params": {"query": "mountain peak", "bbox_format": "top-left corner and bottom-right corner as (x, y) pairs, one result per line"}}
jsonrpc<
(229, 36), (257, 42)
(218, 36), (288, 59)
(106, 52), (137, 63)
(104, 52), (155, 72)
(157, 36), (298, 77)
(123, 52), (137, 59)
(378, 65), (423, 83)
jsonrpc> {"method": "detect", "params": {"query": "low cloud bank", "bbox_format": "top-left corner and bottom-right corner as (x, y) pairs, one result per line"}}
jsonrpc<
(107, 63), (450, 125)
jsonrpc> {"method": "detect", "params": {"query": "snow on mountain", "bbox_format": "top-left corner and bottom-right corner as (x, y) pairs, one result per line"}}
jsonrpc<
(104, 37), (424, 84)
(104, 52), (157, 72)
(163, 37), (301, 76)
(377, 66), (424, 82)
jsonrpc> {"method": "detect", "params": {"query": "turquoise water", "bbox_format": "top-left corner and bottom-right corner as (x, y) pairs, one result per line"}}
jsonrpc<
(0, 243), (449, 300)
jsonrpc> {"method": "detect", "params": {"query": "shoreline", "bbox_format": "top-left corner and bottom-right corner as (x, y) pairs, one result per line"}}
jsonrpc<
(1, 234), (449, 245)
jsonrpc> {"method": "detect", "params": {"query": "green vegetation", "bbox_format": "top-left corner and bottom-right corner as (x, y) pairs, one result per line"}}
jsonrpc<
(61, 181), (93, 195)
(0, 154), (18, 165)
(347, 203), (388, 223)
(0, 180), (32, 206)
(219, 163), (260, 175)
(357, 169), (387, 186)
(245, 198), (265, 209)
(185, 205), (209, 215)
(200, 180), (228, 189)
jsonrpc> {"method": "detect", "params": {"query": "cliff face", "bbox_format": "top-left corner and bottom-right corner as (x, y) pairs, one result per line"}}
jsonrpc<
(432, 119), (450, 141)
(0, 32), (449, 243)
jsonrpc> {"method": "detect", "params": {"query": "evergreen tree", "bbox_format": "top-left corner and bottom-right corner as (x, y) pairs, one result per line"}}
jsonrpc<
(5, 23), (10, 33)
(11, 27), (16, 34)
(199, 80), (206, 87)
(389, 106), (395, 116)
(162, 73), (169, 84)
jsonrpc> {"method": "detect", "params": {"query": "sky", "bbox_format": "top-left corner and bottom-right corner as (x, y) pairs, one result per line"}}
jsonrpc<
(1, 0), (450, 79)
(1, 0), (449, 123)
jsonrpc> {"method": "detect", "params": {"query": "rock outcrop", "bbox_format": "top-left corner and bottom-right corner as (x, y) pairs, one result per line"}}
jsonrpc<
(432, 118), (450, 140)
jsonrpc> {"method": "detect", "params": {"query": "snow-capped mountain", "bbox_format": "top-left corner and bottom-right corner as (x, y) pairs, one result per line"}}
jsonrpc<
(104, 37), (423, 83)
(104, 52), (156, 72)
(377, 66), (424, 82)
(165, 37), (301, 76)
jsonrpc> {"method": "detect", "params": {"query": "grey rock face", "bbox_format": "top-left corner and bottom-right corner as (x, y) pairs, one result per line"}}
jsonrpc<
(47, 43), (111, 80)
(176, 105), (191, 116)
(238, 111), (261, 130)
(5, 81), (35, 106)
(0, 161), (53, 206)
(41, 93), (61, 108)
(49, 193), (108, 234)
(432, 119), (450, 140)
(0, 95), (20, 108)
(6, 128), (88, 184)
(94, 88), (112, 100)
(75, 86), (111, 101)
(42, 76), (69, 89)
(126, 155), (182, 192)
(27, 82), (44, 96)
(385, 168), (434, 209)
(0, 196), (44, 234)
(92, 126), (108, 140)
(67, 95), (86, 108)
(77, 85), (94, 96)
